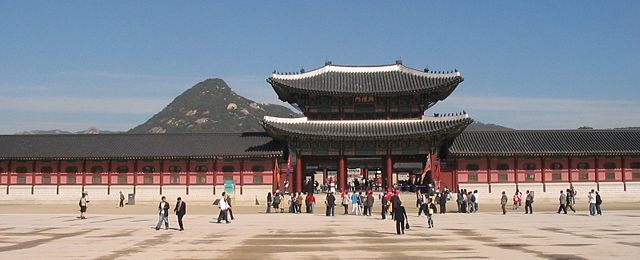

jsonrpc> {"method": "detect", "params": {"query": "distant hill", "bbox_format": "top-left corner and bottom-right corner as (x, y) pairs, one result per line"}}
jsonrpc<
(128, 78), (300, 133)
(463, 121), (514, 131)
(17, 127), (122, 135)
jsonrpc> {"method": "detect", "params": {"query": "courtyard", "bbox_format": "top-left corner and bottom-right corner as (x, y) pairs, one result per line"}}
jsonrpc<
(0, 204), (639, 259)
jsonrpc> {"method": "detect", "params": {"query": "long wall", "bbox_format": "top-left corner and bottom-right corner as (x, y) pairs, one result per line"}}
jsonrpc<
(0, 158), (277, 203)
(447, 155), (640, 201)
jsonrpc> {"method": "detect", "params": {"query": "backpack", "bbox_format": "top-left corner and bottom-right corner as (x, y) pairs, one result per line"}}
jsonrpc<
(471, 195), (476, 203)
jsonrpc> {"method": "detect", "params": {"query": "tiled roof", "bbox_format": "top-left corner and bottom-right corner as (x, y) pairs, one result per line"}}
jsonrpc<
(267, 63), (463, 98)
(450, 130), (640, 156)
(0, 132), (283, 160)
(261, 114), (473, 140)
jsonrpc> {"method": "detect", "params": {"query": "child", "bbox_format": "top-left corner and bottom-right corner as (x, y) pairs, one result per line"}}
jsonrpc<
(426, 198), (437, 228)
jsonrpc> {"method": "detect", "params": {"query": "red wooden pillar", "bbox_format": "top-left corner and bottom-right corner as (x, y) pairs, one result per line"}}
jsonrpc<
(213, 159), (218, 195)
(31, 160), (36, 194)
(186, 159), (191, 195)
(622, 156), (627, 191)
(295, 155), (302, 193)
(81, 160), (87, 193)
(486, 157), (491, 193)
(513, 156), (518, 191)
(159, 159), (164, 195)
(133, 160), (138, 194)
(338, 155), (345, 192)
(386, 152), (393, 190)
(567, 156), (572, 186)
(240, 159), (245, 195)
(595, 156), (599, 191)
(107, 159), (112, 195)
(541, 157), (546, 192)
(56, 160), (61, 195)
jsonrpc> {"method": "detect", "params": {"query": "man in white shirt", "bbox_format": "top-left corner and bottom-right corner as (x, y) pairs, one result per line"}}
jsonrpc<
(155, 196), (170, 230)
(217, 192), (230, 223)
(588, 189), (597, 216)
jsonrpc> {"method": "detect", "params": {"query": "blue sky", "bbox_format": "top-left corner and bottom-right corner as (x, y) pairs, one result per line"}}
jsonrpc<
(1, 1), (638, 133)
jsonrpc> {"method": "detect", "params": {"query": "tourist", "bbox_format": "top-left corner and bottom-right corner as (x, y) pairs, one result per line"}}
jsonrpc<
(390, 190), (401, 220)
(394, 201), (408, 235)
(217, 192), (230, 223)
(266, 192), (272, 213)
(341, 191), (350, 214)
(306, 192), (316, 213)
(381, 191), (388, 219)
(500, 191), (508, 215)
(472, 190), (479, 212)
(566, 189), (576, 213)
(439, 188), (448, 214)
(358, 192), (365, 214)
(174, 197), (186, 231)
(296, 192), (304, 213)
(467, 191), (474, 213)
(365, 191), (374, 216)
(155, 196), (170, 230)
(588, 189), (596, 216)
(426, 198), (437, 228)
(456, 190), (464, 213)
(525, 190), (534, 214)
(119, 191), (125, 208)
(288, 193), (295, 213)
(595, 191), (602, 215)
(272, 191), (281, 213)
(416, 190), (422, 209)
(512, 190), (520, 210)
(79, 192), (88, 219)
(325, 192), (336, 216)
(226, 194), (235, 220)
(351, 191), (360, 215)
(284, 179), (290, 194)
(557, 190), (567, 214)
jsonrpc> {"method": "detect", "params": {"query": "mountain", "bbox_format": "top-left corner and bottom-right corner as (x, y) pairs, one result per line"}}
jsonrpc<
(17, 127), (122, 135)
(463, 121), (514, 131)
(128, 78), (299, 134)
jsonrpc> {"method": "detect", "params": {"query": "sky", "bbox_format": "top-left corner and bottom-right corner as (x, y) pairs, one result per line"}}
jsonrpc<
(0, 1), (638, 133)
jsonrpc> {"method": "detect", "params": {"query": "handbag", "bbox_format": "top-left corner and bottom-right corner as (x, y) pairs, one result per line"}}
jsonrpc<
(405, 222), (410, 229)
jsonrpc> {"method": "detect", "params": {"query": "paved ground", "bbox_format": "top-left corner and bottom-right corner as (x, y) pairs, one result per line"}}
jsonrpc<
(1, 207), (639, 259)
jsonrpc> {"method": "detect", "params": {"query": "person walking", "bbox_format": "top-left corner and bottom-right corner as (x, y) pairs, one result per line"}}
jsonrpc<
(296, 192), (304, 214)
(472, 190), (479, 212)
(390, 191), (401, 220)
(426, 198), (437, 228)
(512, 191), (520, 210)
(351, 191), (360, 215)
(381, 192), (388, 219)
(79, 192), (88, 219)
(588, 189), (597, 216)
(595, 191), (602, 215)
(566, 189), (576, 213)
(525, 190), (534, 214)
(365, 191), (374, 216)
(394, 201), (408, 235)
(325, 192), (336, 216)
(557, 190), (567, 214)
(266, 192), (273, 213)
(174, 197), (186, 231)
(439, 189), (447, 214)
(341, 191), (350, 215)
(456, 190), (464, 213)
(119, 191), (125, 208)
(155, 196), (170, 230)
(308, 192), (316, 214)
(272, 191), (281, 213)
(217, 192), (230, 223)
(500, 191), (508, 215)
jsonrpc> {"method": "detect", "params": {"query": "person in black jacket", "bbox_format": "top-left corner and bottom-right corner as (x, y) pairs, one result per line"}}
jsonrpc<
(325, 192), (336, 216)
(155, 196), (170, 230)
(394, 201), (408, 235)
(595, 191), (603, 215)
(174, 197), (186, 231)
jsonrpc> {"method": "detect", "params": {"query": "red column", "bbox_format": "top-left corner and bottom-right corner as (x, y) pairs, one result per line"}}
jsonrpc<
(295, 155), (302, 193)
(513, 156), (518, 191)
(107, 159), (112, 195)
(541, 157), (546, 192)
(213, 159), (217, 195)
(567, 156), (572, 186)
(338, 156), (345, 192)
(56, 160), (60, 195)
(486, 157), (491, 193)
(186, 159), (191, 195)
(31, 160), (36, 194)
(240, 159), (245, 195)
(160, 159), (164, 195)
(595, 156), (599, 191)
(81, 160), (87, 193)
(386, 153), (392, 190)
(622, 156), (627, 191)
(133, 160), (138, 195)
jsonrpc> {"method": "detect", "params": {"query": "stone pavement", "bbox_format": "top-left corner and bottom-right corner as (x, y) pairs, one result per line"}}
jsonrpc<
(0, 210), (639, 259)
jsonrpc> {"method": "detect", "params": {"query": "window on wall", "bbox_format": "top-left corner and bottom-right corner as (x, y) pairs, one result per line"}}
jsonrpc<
(552, 173), (562, 180)
(169, 166), (181, 173)
(118, 176), (127, 184)
(170, 176), (179, 184)
(579, 173), (589, 180)
(92, 176), (101, 184)
(40, 166), (53, 173)
(605, 172), (615, 180)
(526, 174), (535, 181)
(633, 173), (640, 180)
(42, 176), (51, 184)
(604, 162), (616, 169)
(550, 163), (563, 170)
(116, 166), (129, 173)
(196, 176), (206, 184)
(91, 166), (103, 174)
(468, 174), (478, 182)
(253, 175), (263, 184)
(465, 164), (479, 171)
(143, 176), (153, 184)
(142, 166), (155, 173)
(524, 163), (536, 170)
(222, 166), (234, 173)
(496, 164), (509, 171)
(577, 163), (590, 169)
(17, 176), (26, 184)
(251, 166), (265, 172)
(16, 166), (28, 173)
(631, 162), (640, 169)
(498, 174), (508, 181)
(67, 176), (76, 184)
(195, 165), (208, 173)
(65, 166), (78, 173)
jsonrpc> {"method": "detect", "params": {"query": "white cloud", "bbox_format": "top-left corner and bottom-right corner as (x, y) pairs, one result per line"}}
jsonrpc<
(0, 96), (171, 114)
